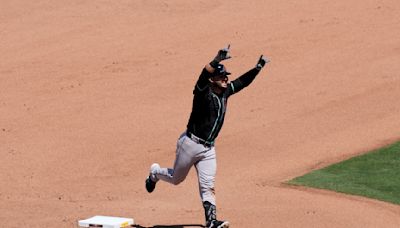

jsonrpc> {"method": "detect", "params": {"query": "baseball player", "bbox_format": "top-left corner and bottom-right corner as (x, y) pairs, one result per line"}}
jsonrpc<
(145, 45), (269, 228)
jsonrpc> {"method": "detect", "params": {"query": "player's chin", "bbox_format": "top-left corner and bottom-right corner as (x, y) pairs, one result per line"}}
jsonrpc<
(219, 82), (228, 88)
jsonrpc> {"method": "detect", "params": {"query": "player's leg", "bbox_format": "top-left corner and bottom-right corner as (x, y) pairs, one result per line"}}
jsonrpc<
(153, 137), (194, 185)
(195, 148), (229, 228)
(146, 132), (205, 192)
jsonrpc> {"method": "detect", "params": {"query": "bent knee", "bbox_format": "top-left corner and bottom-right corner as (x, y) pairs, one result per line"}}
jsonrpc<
(171, 176), (186, 185)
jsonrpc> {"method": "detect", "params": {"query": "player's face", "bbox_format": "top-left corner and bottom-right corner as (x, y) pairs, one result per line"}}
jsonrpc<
(211, 75), (229, 88)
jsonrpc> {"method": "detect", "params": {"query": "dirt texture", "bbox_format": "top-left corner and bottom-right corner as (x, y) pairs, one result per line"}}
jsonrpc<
(1, 0), (400, 227)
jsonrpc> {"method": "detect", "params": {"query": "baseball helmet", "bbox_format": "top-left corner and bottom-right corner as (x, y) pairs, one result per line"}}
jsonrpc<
(212, 63), (231, 77)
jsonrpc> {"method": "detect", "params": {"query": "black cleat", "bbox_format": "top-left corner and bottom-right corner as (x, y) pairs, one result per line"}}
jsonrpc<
(145, 176), (156, 193)
(206, 220), (230, 228)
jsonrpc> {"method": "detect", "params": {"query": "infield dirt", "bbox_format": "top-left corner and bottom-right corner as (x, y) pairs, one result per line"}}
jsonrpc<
(1, 0), (400, 227)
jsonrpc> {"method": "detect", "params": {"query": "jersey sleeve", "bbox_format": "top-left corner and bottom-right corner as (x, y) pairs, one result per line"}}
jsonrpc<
(226, 68), (260, 97)
(194, 68), (213, 93)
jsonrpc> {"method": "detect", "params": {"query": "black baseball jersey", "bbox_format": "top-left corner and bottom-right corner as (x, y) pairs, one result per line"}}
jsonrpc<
(186, 67), (260, 144)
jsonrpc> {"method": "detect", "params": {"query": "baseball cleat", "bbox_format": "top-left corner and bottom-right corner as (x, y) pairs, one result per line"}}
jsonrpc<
(206, 220), (229, 228)
(145, 163), (160, 193)
(145, 176), (156, 193)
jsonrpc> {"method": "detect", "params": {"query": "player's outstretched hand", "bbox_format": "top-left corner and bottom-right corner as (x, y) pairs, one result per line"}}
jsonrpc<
(214, 44), (231, 62)
(255, 55), (270, 70)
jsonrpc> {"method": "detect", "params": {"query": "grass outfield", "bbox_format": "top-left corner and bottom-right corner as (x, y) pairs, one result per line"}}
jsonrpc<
(288, 141), (400, 205)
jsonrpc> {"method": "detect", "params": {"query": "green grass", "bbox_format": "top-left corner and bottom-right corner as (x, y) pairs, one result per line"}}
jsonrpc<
(288, 141), (400, 205)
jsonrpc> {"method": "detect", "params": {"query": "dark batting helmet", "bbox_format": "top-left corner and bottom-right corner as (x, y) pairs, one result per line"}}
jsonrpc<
(212, 63), (231, 77)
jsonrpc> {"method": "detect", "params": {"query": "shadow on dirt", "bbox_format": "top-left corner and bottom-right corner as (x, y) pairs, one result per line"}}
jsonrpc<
(132, 224), (205, 228)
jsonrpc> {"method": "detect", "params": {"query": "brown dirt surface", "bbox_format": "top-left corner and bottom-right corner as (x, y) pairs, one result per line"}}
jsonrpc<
(1, 0), (400, 227)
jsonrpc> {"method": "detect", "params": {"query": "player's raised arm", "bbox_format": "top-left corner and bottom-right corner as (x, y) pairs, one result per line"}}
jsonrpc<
(205, 44), (231, 73)
(228, 55), (270, 96)
(195, 45), (232, 92)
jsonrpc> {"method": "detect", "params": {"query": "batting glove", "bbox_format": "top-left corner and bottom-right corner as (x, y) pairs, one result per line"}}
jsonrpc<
(256, 55), (270, 70)
(210, 44), (231, 68)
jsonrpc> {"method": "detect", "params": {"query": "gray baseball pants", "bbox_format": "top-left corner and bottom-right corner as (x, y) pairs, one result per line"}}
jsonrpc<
(150, 132), (217, 205)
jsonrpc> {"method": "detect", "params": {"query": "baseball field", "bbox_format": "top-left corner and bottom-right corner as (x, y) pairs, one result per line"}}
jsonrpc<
(1, 0), (400, 227)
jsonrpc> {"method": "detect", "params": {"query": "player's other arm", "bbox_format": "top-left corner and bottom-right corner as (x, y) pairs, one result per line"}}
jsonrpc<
(195, 46), (231, 92)
(228, 55), (270, 95)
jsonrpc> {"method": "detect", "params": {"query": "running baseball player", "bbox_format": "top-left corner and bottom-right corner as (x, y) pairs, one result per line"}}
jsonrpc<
(145, 45), (269, 228)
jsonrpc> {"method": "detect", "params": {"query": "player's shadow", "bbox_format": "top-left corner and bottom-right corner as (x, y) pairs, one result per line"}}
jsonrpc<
(132, 224), (205, 228)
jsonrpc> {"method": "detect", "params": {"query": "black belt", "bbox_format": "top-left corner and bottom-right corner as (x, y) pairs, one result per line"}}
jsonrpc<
(186, 132), (214, 147)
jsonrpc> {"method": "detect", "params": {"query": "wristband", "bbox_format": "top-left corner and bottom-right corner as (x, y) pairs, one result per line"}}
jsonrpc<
(210, 60), (219, 68)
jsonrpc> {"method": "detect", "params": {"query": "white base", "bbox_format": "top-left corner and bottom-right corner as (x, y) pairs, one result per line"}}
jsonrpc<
(78, 216), (134, 228)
